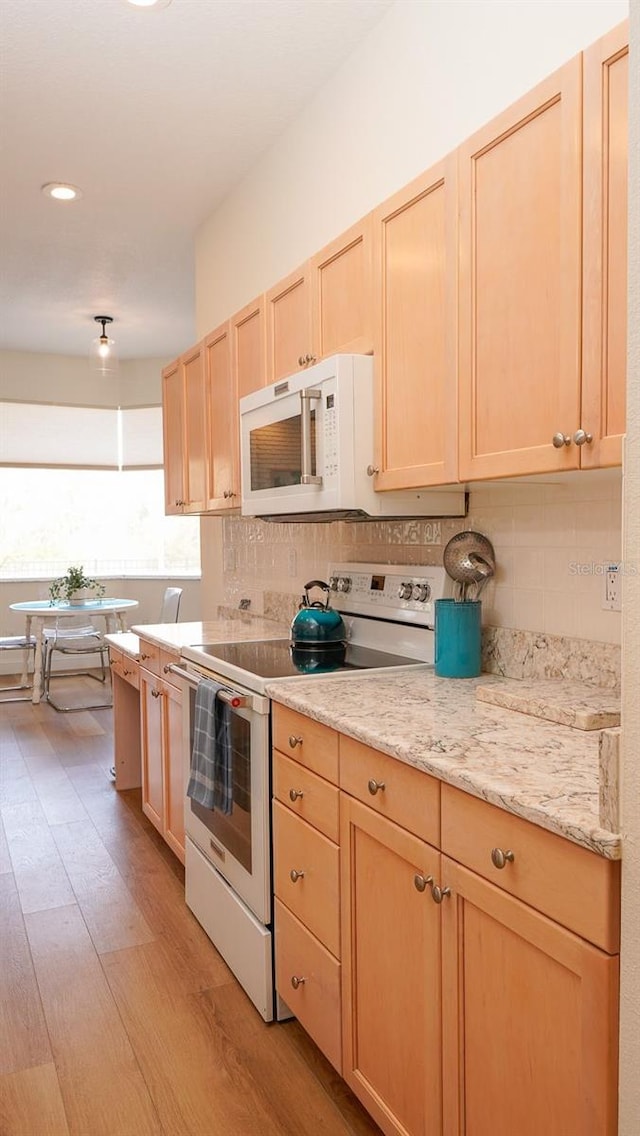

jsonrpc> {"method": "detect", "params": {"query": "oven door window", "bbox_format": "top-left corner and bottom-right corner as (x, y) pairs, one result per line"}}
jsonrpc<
(188, 698), (253, 872)
(249, 411), (316, 490)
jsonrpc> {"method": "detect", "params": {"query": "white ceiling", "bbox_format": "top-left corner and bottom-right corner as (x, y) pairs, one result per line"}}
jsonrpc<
(0, 0), (392, 361)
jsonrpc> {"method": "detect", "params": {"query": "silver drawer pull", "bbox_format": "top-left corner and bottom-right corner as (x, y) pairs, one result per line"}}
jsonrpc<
(414, 874), (434, 893)
(431, 885), (451, 904)
(289, 788), (304, 802)
(491, 847), (515, 870)
(289, 869), (305, 883)
(368, 778), (385, 796)
(291, 975), (306, 989)
(288, 735), (303, 749)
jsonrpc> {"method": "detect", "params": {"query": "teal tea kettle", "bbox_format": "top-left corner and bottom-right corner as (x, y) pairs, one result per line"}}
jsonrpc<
(290, 580), (347, 646)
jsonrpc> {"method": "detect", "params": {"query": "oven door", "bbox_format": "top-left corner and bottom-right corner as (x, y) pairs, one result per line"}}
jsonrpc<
(172, 662), (271, 925)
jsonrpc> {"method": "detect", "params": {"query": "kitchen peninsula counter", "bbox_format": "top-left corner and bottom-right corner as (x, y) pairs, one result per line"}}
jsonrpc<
(266, 669), (621, 860)
(107, 615), (288, 655)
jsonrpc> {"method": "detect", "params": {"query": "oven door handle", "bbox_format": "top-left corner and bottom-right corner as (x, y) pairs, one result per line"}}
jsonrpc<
(165, 663), (246, 708)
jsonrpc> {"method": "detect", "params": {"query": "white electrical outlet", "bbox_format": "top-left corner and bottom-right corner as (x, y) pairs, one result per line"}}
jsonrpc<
(602, 563), (622, 611)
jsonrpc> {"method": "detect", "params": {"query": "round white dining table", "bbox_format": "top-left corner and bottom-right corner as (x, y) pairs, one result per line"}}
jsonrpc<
(9, 598), (139, 704)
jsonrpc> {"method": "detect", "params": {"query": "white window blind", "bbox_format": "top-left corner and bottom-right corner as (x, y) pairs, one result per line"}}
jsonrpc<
(0, 402), (162, 469)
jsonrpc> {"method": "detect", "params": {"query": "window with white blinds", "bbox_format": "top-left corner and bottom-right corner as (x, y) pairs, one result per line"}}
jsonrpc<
(0, 403), (163, 469)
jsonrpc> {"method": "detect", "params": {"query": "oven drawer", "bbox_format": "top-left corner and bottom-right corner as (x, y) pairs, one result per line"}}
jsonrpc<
(273, 750), (339, 843)
(275, 898), (341, 1073)
(340, 735), (440, 846)
(272, 705), (339, 784)
(273, 801), (340, 957)
(441, 785), (621, 953)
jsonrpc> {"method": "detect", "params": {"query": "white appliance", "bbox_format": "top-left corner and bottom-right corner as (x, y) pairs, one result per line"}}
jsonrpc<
(239, 354), (466, 521)
(170, 562), (447, 1022)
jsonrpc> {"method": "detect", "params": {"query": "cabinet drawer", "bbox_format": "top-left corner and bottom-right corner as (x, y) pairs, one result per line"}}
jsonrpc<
(441, 784), (620, 953)
(119, 656), (139, 689)
(109, 646), (123, 676)
(273, 801), (340, 957)
(273, 750), (339, 843)
(340, 735), (440, 846)
(138, 638), (161, 676)
(272, 705), (338, 784)
(275, 899), (341, 1073)
(160, 648), (181, 688)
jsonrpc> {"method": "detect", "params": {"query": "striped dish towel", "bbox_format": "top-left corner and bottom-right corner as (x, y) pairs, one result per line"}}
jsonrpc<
(186, 679), (234, 815)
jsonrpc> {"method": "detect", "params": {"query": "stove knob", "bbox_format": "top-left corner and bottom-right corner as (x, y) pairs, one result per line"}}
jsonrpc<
(413, 583), (431, 603)
(398, 582), (413, 600)
(338, 576), (352, 593)
(329, 576), (339, 591)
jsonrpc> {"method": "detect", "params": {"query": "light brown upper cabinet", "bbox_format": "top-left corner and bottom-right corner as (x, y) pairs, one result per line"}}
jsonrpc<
(162, 343), (208, 514)
(372, 158), (458, 490)
(162, 357), (185, 515)
(582, 20), (628, 469)
(266, 219), (374, 384)
(458, 57), (583, 480)
(233, 294), (267, 401)
(181, 341), (208, 513)
(266, 263), (312, 384)
(204, 321), (235, 511)
(309, 216), (373, 359)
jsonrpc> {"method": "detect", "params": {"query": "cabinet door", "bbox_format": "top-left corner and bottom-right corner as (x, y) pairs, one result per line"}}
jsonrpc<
(162, 358), (185, 515)
(309, 217), (373, 359)
(582, 21), (628, 469)
(265, 264), (311, 383)
(182, 342), (208, 513)
(140, 668), (164, 835)
(441, 857), (619, 1136)
(341, 795), (441, 1136)
(458, 58), (582, 479)
(204, 321), (236, 511)
(233, 295), (266, 400)
(162, 679), (185, 864)
(373, 157), (458, 489)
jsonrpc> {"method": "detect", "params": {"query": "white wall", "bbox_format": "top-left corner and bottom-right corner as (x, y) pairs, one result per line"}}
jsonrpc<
(196, 0), (628, 333)
(619, 0), (640, 1128)
(0, 350), (167, 407)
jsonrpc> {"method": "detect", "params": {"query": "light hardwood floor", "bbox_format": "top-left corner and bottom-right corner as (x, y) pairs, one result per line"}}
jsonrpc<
(0, 679), (381, 1136)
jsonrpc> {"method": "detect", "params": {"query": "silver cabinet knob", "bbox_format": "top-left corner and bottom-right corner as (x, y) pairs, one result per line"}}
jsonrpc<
(297, 355), (305, 366)
(367, 778), (386, 796)
(552, 433), (572, 448)
(288, 735), (303, 749)
(366, 464), (380, 477)
(289, 788), (304, 802)
(491, 847), (515, 869)
(304, 353), (316, 365)
(414, 874), (434, 893)
(151, 688), (161, 699)
(291, 975), (306, 989)
(289, 869), (305, 883)
(431, 884), (451, 904)
(573, 429), (593, 446)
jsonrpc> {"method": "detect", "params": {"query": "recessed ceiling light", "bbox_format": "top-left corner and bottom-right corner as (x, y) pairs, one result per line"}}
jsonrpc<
(41, 182), (82, 202)
(126, 0), (173, 9)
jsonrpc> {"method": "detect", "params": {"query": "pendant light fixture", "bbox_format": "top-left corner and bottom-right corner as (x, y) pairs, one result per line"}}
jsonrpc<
(90, 316), (118, 376)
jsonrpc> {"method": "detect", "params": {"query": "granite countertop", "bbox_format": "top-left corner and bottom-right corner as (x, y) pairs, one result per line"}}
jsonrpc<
(266, 669), (621, 860)
(105, 614), (287, 659)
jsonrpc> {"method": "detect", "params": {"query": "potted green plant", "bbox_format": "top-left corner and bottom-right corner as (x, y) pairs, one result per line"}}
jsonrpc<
(49, 566), (106, 605)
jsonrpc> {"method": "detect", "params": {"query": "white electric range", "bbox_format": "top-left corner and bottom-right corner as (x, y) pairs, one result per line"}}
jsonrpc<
(171, 562), (446, 1021)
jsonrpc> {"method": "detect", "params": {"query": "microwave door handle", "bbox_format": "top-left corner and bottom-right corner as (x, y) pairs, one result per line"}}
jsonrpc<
(299, 388), (323, 485)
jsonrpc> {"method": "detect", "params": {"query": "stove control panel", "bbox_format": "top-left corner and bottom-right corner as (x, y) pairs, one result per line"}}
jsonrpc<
(328, 562), (446, 626)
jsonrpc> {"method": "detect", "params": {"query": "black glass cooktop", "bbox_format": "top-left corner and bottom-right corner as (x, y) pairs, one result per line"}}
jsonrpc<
(189, 638), (420, 680)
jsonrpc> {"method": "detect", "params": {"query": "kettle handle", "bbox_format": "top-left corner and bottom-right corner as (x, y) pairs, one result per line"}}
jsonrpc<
(303, 580), (331, 610)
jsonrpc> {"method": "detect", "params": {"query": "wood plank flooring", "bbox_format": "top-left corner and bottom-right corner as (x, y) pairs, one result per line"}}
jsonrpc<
(0, 682), (381, 1136)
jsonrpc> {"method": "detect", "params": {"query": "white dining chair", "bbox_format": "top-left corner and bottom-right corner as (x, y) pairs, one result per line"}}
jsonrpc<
(159, 587), (182, 622)
(42, 616), (111, 712)
(0, 634), (37, 702)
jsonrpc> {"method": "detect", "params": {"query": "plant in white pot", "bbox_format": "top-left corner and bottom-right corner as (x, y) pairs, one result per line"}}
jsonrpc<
(49, 566), (106, 605)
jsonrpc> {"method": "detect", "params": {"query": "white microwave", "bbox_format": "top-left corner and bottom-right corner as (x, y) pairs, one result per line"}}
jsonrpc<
(239, 355), (466, 521)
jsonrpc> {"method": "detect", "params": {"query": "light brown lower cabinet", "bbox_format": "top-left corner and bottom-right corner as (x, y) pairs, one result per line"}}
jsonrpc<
(139, 663), (185, 864)
(272, 707), (621, 1136)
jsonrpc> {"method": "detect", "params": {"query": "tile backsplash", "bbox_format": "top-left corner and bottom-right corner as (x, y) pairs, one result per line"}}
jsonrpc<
(205, 469), (622, 647)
